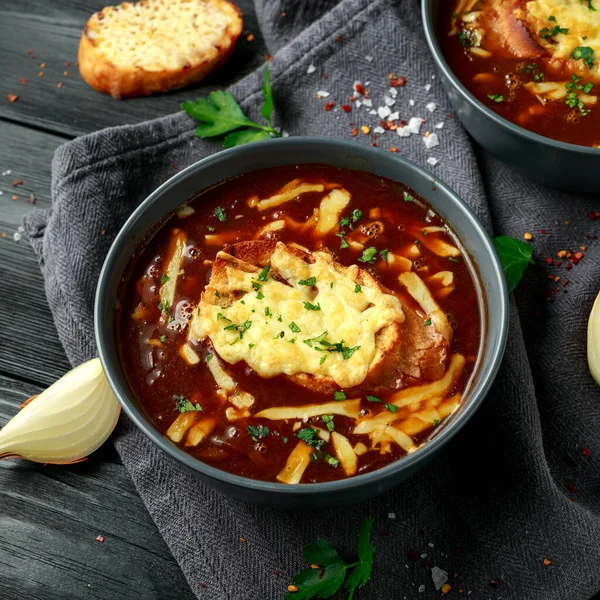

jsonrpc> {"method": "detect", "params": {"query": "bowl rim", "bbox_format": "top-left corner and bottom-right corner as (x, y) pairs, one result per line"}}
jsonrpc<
(95, 136), (509, 496)
(421, 0), (600, 156)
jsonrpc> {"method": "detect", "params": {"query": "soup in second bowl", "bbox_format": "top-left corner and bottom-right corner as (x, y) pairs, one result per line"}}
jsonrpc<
(117, 165), (482, 484)
(441, 0), (600, 146)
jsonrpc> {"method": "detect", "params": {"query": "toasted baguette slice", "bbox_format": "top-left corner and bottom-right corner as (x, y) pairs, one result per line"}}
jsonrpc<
(78, 0), (243, 98)
(192, 241), (448, 395)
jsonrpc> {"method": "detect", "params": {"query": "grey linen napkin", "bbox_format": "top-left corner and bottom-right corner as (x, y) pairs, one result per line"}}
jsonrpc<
(23, 0), (600, 598)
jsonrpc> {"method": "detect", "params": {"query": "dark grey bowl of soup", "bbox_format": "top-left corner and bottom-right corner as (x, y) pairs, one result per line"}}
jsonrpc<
(95, 137), (508, 507)
(422, 0), (600, 193)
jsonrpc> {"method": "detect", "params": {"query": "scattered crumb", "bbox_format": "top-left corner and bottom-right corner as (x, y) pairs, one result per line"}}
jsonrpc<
(95, 535), (105, 543)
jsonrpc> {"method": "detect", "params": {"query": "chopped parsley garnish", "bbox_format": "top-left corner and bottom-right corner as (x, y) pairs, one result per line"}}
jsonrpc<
(573, 46), (594, 68)
(566, 73), (593, 116)
(354, 284), (362, 293)
(273, 331), (285, 339)
(265, 307), (272, 317)
(285, 518), (374, 600)
(424, 319), (432, 326)
(257, 264), (271, 281)
(352, 208), (362, 222)
(403, 191), (414, 202)
(321, 415), (335, 432)
(215, 290), (221, 299)
(214, 206), (227, 222)
(520, 63), (545, 81)
(158, 300), (170, 314)
(207, 225), (215, 232)
(288, 338), (296, 344)
(339, 208), (362, 231)
(289, 322), (301, 333)
(334, 391), (347, 400)
(366, 395), (398, 413)
(296, 427), (325, 450)
(487, 94), (504, 103)
(217, 312), (231, 322)
(247, 425), (270, 441)
(278, 315), (283, 322)
(251, 281), (262, 291)
(248, 343), (255, 349)
(159, 335), (166, 342)
(256, 291), (265, 300)
(223, 319), (252, 340)
(282, 436), (288, 444)
(304, 301), (321, 311)
(539, 18), (568, 39)
(303, 331), (360, 360)
(433, 419), (440, 427)
(160, 274), (169, 285)
(581, 0), (597, 9)
(174, 395), (202, 413)
(299, 277), (317, 286)
(320, 355), (327, 365)
(324, 454), (340, 467)
(379, 248), (389, 262)
(336, 232), (350, 249)
(304, 332), (329, 347)
(449, 256), (460, 263)
(205, 353), (213, 363)
(358, 246), (378, 264)
(458, 31), (474, 47)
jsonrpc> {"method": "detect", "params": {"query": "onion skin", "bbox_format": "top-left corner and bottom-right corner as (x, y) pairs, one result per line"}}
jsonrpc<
(0, 358), (121, 464)
(588, 291), (600, 387)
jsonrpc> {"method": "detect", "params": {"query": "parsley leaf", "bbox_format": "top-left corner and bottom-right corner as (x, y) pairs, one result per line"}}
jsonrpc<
(214, 206), (227, 222)
(290, 322), (301, 333)
(304, 301), (321, 311)
(182, 65), (280, 148)
(174, 395), (202, 413)
(351, 209), (362, 222)
(573, 46), (595, 68)
(160, 274), (169, 285)
(258, 265), (271, 281)
(424, 318), (432, 326)
(493, 235), (535, 293)
(358, 246), (378, 264)
(582, 0), (597, 9)
(299, 277), (317, 286)
(379, 248), (389, 262)
(285, 518), (375, 600)
(403, 191), (414, 202)
(158, 300), (170, 315)
(321, 415), (335, 432)
(296, 428), (325, 450)
(487, 94), (504, 103)
(247, 425), (270, 442)
(334, 391), (347, 400)
(354, 284), (362, 293)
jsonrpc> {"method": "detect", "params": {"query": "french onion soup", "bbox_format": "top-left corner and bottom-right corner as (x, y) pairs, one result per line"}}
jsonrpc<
(117, 166), (482, 484)
(441, 0), (600, 146)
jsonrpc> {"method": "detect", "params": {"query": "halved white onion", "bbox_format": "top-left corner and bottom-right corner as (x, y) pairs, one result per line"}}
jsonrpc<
(588, 291), (600, 386)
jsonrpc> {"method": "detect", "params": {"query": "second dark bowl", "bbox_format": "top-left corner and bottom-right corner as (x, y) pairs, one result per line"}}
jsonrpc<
(422, 0), (600, 193)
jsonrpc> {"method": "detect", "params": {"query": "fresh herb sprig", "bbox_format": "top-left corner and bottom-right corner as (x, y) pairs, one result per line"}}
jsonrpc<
(182, 65), (280, 148)
(493, 235), (535, 293)
(285, 518), (374, 600)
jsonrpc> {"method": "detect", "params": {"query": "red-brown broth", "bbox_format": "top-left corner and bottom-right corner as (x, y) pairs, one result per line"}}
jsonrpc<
(116, 165), (482, 483)
(439, 2), (600, 147)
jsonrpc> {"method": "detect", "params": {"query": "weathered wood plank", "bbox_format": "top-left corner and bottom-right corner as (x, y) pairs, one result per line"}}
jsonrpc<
(0, 120), (71, 385)
(0, 0), (267, 137)
(0, 374), (195, 600)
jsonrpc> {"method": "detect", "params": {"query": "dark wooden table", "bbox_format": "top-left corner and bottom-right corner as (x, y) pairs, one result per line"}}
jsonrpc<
(0, 2), (265, 598)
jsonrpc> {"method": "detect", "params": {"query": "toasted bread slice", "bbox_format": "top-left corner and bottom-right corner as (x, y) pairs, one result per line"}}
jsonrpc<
(191, 241), (449, 395)
(78, 0), (243, 99)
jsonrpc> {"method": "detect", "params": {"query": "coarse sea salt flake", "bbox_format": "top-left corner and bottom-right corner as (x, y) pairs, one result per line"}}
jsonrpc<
(388, 512), (396, 519)
(365, 55), (374, 62)
(369, 110), (377, 115)
(409, 99), (415, 107)
(307, 64), (316, 74)
(389, 87), (398, 98)
(355, 100), (362, 108)
(13, 231), (22, 242)
(426, 102), (437, 113)
(374, 126), (385, 134)
(423, 133), (439, 149)
(407, 117), (422, 134)
(397, 126), (410, 138)
(378, 106), (392, 119)
(317, 90), (330, 97)
(431, 567), (448, 591)
(362, 98), (373, 107)
(388, 111), (400, 121)
(384, 95), (396, 106)
(1, 170), (11, 176)
(435, 122), (444, 129)
(418, 585), (426, 593)
(424, 83), (432, 92)
(281, 130), (290, 138)
(427, 156), (439, 166)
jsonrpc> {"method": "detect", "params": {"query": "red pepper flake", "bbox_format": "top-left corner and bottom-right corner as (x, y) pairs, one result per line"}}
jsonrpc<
(57, 82), (63, 89)
(489, 579), (501, 588)
(95, 534), (105, 543)
(172, 163), (177, 169)
(19, 78), (27, 85)
(351, 127), (358, 137)
(11, 179), (23, 187)
(239, 537), (246, 543)
(567, 482), (577, 493)
(246, 33), (255, 42)
(100, 229), (106, 236)
(199, 583), (206, 588)
(571, 251), (584, 265)
(324, 102), (334, 111)
(263, 54), (272, 61)
(354, 83), (366, 95)
(389, 76), (407, 87)
(562, 280), (569, 287)
(543, 558), (552, 566)
(408, 549), (419, 561)
(38, 72), (44, 78)
(565, 263), (573, 270)
(589, 212), (599, 221)
(420, 558), (429, 569)
(64, 61), (71, 67)
(26, 49), (33, 55)
(370, 142), (377, 147)
(583, 447), (591, 457)
(274, 570), (279, 576)
(545, 257), (553, 265)
(341, 104), (351, 113)
(388, 147), (400, 153)
(540, 229), (548, 235)
(335, 35), (342, 42)
(6, 93), (18, 103)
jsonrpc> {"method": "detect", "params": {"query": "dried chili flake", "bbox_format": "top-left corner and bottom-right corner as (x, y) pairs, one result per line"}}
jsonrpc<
(388, 147), (400, 153)
(421, 558), (430, 569)
(64, 61), (71, 67)
(38, 72), (44, 77)
(571, 251), (584, 264)
(489, 579), (501, 588)
(351, 127), (358, 137)
(239, 537), (246, 543)
(580, 245), (587, 251)
(264, 54), (272, 61)
(354, 83), (366, 95)
(567, 482), (577, 493)
(543, 558), (552, 566)
(540, 229), (548, 234)
(6, 94), (18, 103)
(408, 549), (420, 561)
(341, 104), (351, 112)
(324, 102), (334, 111)
(389, 76), (407, 87)
(57, 82), (63, 89)
(588, 212), (599, 221)
(63, 70), (68, 76)
(199, 583), (206, 588)
(26, 49), (33, 55)
(566, 263), (573, 270)
(95, 534), (105, 543)
(246, 33), (255, 42)
(562, 280), (569, 287)
(11, 195), (17, 201)
(335, 35), (342, 42)
(557, 250), (567, 258)
(19, 78), (26, 85)
(11, 179), (23, 187)
(274, 570), (279, 576)
(583, 447), (591, 457)
(441, 584), (452, 594)
(545, 257), (553, 265)
(370, 142), (377, 147)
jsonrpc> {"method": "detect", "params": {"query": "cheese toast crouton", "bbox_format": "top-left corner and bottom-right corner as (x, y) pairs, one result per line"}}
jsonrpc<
(78, 0), (243, 98)
(189, 241), (449, 395)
